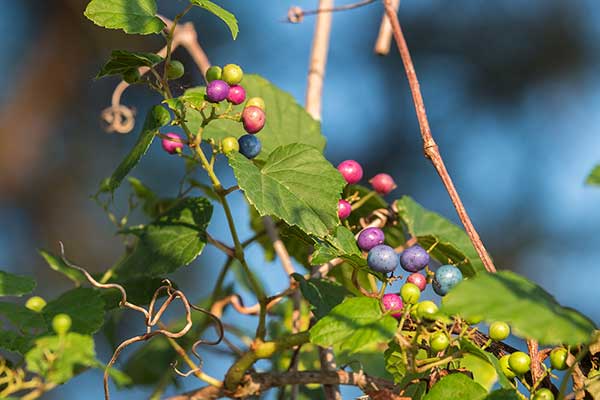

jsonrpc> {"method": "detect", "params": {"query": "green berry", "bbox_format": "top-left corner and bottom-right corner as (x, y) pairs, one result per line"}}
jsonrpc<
(549, 347), (569, 371)
(52, 313), (72, 335)
(533, 388), (554, 400)
(589, 369), (600, 379)
(499, 354), (516, 379)
(489, 321), (510, 341)
(465, 315), (484, 325)
(222, 63), (243, 85)
(245, 97), (266, 111)
(25, 296), (46, 313)
(400, 283), (421, 304)
(508, 351), (531, 375)
(429, 332), (450, 353)
(222, 136), (239, 154)
(416, 301), (438, 320)
(205, 66), (222, 82)
(166, 60), (185, 80)
(123, 69), (141, 84)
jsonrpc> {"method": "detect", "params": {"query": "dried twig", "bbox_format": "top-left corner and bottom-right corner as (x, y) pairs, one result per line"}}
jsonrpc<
(374, 0), (400, 55)
(286, 0), (376, 23)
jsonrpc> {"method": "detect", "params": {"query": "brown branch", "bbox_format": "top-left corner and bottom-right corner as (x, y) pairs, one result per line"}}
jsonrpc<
(374, 0), (400, 55)
(382, 0), (496, 273)
(287, 0), (376, 23)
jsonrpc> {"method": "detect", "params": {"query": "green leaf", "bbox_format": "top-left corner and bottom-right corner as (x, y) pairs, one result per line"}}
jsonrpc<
(84, 0), (166, 35)
(43, 288), (105, 334)
(311, 226), (361, 265)
(194, 75), (326, 162)
(190, 0), (238, 39)
(384, 340), (407, 383)
(25, 333), (96, 384)
(442, 271), (596, 345)
(309, 297), (397, 353)
(423, 373), (486, 400)
(458, 354), (497, 391)
(100, 105), (170, 194)
(587, 165), (600, 186)
(114, 197), (213, 279)
(229, 144), (345, 238)
(292, 273), (350, 319)
(459, 338), (512, 389)
(0, 329), (33, 354)
(395, 196), (485, 277)
(39, 250), (86, 286)
(482, 389), (522, 400)
(0, 270), (35, 297)
(0, 302), (46, 331)
(97, 50), (163, 78)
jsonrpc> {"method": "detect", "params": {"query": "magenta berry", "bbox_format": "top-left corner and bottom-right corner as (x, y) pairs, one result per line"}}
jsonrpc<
(337, 160), (363, 184)
(242, 106), (266, 134)
(337, 199), (351, 220)
(382, 293), (403, 318)
(399, 245), (430, 272)
(357, 227), (385, 251)
(161, 133), (184, 154)
(206, 79), (230, 103)
(369, 173), (397, 195)
(407, 273), (427, 291)
(227, 85), (246, 105)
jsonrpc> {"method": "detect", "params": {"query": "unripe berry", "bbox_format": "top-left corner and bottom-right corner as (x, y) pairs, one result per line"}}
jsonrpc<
(407, 273), (427, 291)
(222, 136), (239, 154)
(416, 300), (439, 320)
(123, 69), (141, 84)
(508, 351), (531, 375)
(227, 85), (246, 105)
(205, 65), (222, 82)
(369, 173), (397, 195)
(206, 80), (230, 103)
(52, 313), (72, 335)
(245, 97), (266, 111)
(337, 199), (351, 220)
(357, 227), (385, 251)
(25, 296), (46, 313)
(550, 347), (569, 370)
(432, 265), (463, 296)
(381, 293), (403, 319)
(488, 321), (510, 341)
(367, 244), (398, 273)
(430, 332), (450, 353)
(337, 160), (363, 184)
(399, 245), (430, 272)
(161, 133), (184, 154)
(166, 60), (185, 80)
(222, 63), (243, 85)
(242, 106), (266, 134)
(238, 134), (261, 159)
(400, 283), (421, 304)
(499, 355), (516, 379)
(533, 389), (555, 400)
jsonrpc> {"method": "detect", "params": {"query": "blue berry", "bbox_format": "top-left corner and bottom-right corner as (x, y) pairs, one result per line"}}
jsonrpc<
(367, 245), (398, 273)
(432, 265), (463, 296)
(399, 245), (430, 272)
(238, 134), (261, 159)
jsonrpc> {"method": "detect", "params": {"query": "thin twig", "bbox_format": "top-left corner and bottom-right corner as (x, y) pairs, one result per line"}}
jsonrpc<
(286, 0), (376, 23)
(374, 0), (400, 55)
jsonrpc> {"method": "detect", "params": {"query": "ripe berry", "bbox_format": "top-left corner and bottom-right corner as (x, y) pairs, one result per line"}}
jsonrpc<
(400, 283), (421, 304)
(533, 389), (555, 400)
(508, 351), (531, 375)
(25, 296), (47, 313)
(381, 293), (403, 319)
(166, 60), (185, 80)
(369, 173), (397, 195)
(407, 273), (427, 291)
(161, 133), (184, 154)
(227, 85), (246, 105)
(222, 136), (239, 154)
(399, 245), (430, 272)
(416, 301), (439, 320)
(52, 313), (72, 335)
(499, 355), (516, 379)
(222, 63), (243, 85)
(123, 69), (141, 84)
(205, 65), (222, 82)
(432, 265), (463, 296)
(367, 244), (398, 273)
(357, 227), (385, 251)
(238, 134), (261, 159)
(337, 199), (351, 220)
(242, 106), (266, 134)
(430, 332), (450, 353)
(206, 80), (230, 103)
(550, 347), (569, 370)
(337, 160), (363, 184)
(489, 321), (510, 341)
(245, 97), (266, 111)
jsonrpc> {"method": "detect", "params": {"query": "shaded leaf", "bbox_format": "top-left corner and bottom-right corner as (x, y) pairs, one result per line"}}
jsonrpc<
(84, 0), (165, 35)
(42, 288), (105, 334)
(292, 273), (350, 319)
(97, 50), (163, 78)
(0, 329), (33, 354)
(482, 389), (522, 400)
(423, 373), (486, 400)
(0, 270), (35, 297)
(0, 302), (46, 331)
(190, 0), (238, 39)
(39, 250), (86, 286)
(459, 338), (512, 389)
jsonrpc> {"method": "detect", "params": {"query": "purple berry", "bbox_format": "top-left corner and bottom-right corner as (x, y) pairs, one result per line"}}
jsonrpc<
(206, 80), (230, 103)
(400, 245), (430, 272)
(357, 227), (385, 251)
(227, 85), (246, 105)
(367, 244), (398, 273)
(337, 160), (363, 184)
(338, 199), (351, 220)
(161, 133), (184, 154)
(382, 293), (403, 319)
(242, 106), (266, 134)
(407, 273), (427, 291)
(369, 173), (397, 195)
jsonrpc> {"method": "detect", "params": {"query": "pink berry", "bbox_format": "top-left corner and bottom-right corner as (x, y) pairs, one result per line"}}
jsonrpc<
(337, 160), (363, 184)
(407, 273), (427, 292)
(382, 293), (403, 319)
(369, 173), (397, 195)
(227, 85), (246, 105)
(337, 199), (351, 220)
(161, 133), (184, 154)
(242, 106), (266, 134)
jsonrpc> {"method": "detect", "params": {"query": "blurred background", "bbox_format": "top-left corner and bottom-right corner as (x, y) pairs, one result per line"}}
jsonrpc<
(1, 0), (599, 398)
